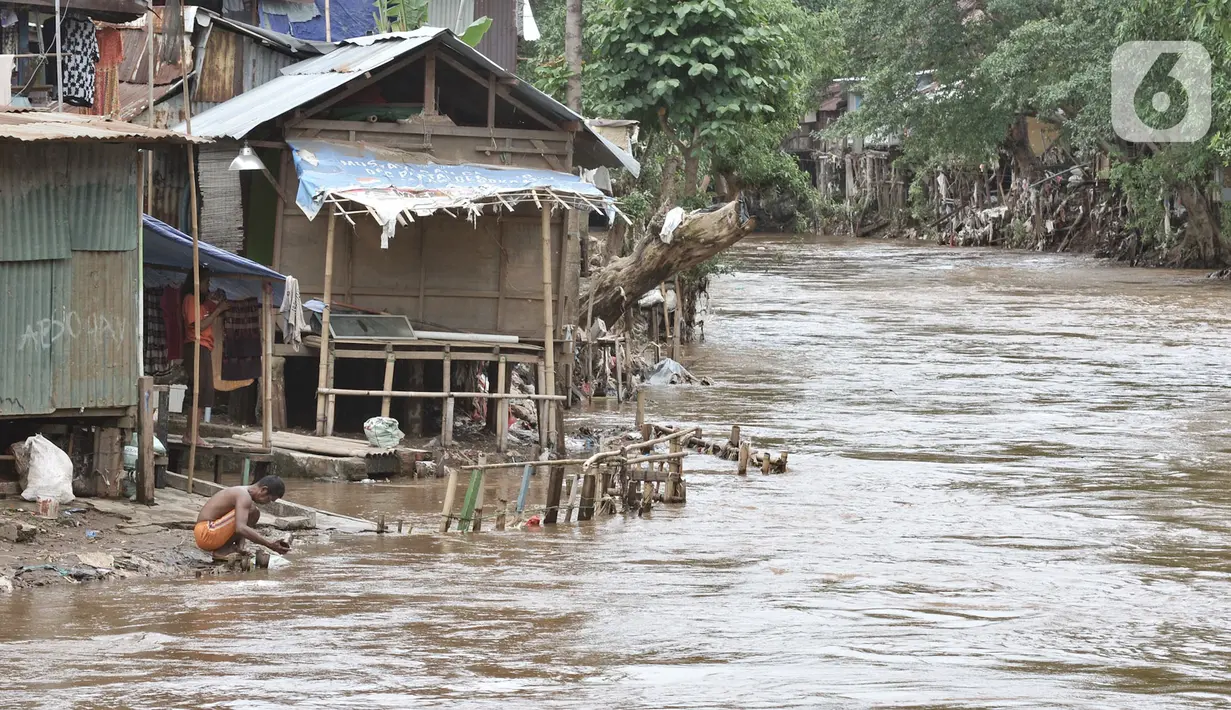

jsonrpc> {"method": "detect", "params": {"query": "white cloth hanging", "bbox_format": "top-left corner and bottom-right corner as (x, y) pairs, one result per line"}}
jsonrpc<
(278, 275), (307, 352)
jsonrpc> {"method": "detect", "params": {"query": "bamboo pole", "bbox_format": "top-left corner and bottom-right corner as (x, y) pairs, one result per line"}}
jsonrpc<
(635, 389), (645, 429)
(183, 48), (201, 493)
(471, 454), (487, 532)
(262, 282), (274, 450)
(314, 207), (338, 436)
(496, 355), (508, 452)
(614, 339), (623, 402)
(439, 462), (459, 532)
(672, 275), (682, 361)
(541, 204), (557, 444)
(441, 352), (453, 446)
(324, 0), (332, 41)
(585, 290), (594, 400)
(737, 442), (750, 475)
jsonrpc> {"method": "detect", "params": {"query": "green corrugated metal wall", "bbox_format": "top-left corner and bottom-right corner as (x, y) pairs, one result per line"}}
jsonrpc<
(0, 142), (142, 416)
(0, 261), (55, 415)
(0, 145), (71, 262)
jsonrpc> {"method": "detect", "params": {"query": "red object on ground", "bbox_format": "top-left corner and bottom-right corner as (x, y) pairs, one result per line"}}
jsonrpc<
(526, 515), (541, 527)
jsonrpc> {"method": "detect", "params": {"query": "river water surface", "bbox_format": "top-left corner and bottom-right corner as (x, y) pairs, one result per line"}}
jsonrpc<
(5, 235), (1231, 708)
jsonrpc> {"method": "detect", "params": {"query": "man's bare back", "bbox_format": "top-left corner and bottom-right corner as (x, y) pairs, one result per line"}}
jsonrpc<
(193, 476), (291, 558)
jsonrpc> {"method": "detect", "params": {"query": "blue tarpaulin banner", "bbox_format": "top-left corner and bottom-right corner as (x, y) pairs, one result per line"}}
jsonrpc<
(287, 139), (612, 246)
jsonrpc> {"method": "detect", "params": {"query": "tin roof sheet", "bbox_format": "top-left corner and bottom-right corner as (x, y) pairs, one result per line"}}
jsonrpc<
(0, 112), (207, 143)
(180, 28), (639, 175)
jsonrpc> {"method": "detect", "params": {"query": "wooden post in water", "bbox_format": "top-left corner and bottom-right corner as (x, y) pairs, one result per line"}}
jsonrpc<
(563, 474), (578, 523)
(780, 452), (789, 472)
(738, 442), (751, 476)
(545, 463), (565, 524)
(761, 452), (771, 475)
(495, 499), (507, 531)
(636, 389), (645, 429)
(641, 473), (654, 513)
(472, 454), (487, 532)
(439, 463), (459, 532)
(579, 471), (597, 521)
(730, 425), (741, 448)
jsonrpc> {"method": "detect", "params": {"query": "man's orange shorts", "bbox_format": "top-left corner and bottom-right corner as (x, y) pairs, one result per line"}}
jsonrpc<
(194, 509), (236, 551)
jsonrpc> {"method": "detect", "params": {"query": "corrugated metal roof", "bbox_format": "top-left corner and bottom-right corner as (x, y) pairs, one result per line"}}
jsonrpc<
(0, 112), (207, 143)
(0, 261), (56, 416)
(50, 250), (140, 411)
(0, 144), (72, 262)
(179, 28), (638, 174)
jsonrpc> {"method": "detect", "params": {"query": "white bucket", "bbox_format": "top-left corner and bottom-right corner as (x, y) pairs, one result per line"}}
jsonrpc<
(168, 384), (187, 414)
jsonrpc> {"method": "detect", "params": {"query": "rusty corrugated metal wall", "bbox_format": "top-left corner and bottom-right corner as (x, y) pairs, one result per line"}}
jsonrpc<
(0, 143), (142, 416)
(50, 250), (140, 411)
(474, 0), (518, 71)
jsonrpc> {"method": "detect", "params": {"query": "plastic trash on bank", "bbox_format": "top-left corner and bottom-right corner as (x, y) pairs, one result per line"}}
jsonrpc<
(364, 417), (405, 449)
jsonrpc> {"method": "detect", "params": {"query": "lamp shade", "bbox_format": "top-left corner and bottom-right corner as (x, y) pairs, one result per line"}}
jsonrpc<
(228, 142), (267, 172)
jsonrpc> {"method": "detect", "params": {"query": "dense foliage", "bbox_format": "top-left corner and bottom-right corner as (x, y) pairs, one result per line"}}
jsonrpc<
(524, 0), (833, 229)
(829, 0), (1231, 263)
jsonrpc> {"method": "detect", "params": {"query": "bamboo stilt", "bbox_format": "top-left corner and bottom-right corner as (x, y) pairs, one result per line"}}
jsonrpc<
(439, 463), (458, 533)
(738, 442), (750, 476)
(496, 355), (508, 452)
(471, 454), (487, 532)
(262, 283), (274, 450)
(441, 352), (453, 446)
(314, 208), (337, 436)
(636, 389), (645, 429)
(540, 205), (557, 445)
(672, 275), (682, 361)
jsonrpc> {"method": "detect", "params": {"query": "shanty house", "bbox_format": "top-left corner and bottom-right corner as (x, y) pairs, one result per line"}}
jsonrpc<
(180, 28), (636, 449)
(0, 111), (202, 495)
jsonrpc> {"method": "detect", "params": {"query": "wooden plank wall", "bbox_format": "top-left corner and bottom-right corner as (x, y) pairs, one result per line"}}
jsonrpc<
(277, 204), (569, 340)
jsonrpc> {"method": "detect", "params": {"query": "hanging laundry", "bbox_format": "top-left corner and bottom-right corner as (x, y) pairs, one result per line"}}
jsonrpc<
(161, 285), (184, 362)
(58, 14), (98, 108)
(221, 298), (262, 381)
(211, 319), (255, 392)
(279, 275), (306, 352)
(144, 288), (171, 376)
(89, 25), (122, 116)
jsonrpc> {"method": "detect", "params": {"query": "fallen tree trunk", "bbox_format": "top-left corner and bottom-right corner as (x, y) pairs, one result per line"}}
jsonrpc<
(582, 199), (756, 326)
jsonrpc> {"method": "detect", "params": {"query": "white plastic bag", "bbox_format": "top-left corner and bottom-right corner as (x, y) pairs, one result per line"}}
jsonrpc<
(20, 434), (75, 504)
(363, 417), (405, 449)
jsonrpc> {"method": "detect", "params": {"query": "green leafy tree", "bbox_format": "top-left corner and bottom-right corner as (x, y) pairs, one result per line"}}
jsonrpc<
(830, 0), (1231, 265)
(588, 0), (813, 211)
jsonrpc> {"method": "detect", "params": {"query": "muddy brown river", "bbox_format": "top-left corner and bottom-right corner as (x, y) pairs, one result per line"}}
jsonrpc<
(5, 235), (1231, 708)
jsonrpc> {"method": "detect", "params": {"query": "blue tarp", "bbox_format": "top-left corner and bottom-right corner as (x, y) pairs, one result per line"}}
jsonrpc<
(143, 215), (286, 302)
(288, 139), (612, 246)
